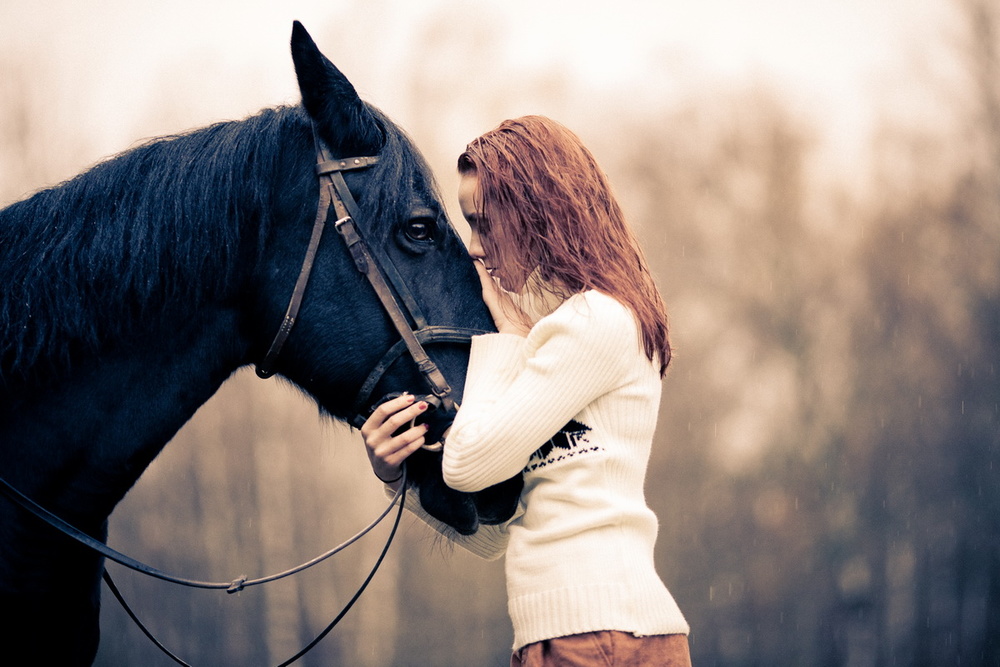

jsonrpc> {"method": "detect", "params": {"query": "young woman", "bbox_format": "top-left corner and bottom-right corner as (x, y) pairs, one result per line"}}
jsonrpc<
(361, 115), (691, 666)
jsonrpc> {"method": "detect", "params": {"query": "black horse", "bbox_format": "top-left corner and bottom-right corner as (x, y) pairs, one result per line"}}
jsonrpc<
(0, 22), (520, 665)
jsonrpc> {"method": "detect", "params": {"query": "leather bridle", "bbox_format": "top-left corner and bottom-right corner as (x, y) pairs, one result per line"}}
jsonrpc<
(256, 132), (488, 435)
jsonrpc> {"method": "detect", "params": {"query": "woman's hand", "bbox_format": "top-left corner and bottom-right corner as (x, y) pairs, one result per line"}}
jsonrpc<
(360, 393), (429, 488)
(473, 260), (531, 337)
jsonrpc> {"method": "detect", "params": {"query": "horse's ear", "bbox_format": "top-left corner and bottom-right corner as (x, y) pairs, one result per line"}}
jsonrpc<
(290, 21), (382, 154)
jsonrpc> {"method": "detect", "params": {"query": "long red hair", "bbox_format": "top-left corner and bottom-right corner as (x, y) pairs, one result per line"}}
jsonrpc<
(458, 115), (672, 375)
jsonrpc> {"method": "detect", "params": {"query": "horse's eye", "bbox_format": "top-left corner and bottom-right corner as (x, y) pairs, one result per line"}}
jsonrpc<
(405, 217), (435, 242)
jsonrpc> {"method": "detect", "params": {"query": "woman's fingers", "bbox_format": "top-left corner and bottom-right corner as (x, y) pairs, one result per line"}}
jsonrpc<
(378, 423), (428, 466)
(363, 393), (411, 430)
(382, 403), (426, 437)
(472, 260), (510, 327)
(361, 393), (431, 481)
(473, 260), (504, 301)
(472, 259), (530, 336)
(362, 394), (421, 437)
(369, 420), (428, 483)
(472, 258), (494, 288)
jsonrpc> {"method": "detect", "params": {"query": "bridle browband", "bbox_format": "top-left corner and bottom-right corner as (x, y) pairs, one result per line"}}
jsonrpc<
(256, 131), (487, 429)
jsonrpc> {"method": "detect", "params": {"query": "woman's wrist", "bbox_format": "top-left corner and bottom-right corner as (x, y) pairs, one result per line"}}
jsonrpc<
(373, 467), (403, 484)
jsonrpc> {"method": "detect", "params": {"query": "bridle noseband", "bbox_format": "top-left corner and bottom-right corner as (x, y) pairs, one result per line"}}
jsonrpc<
(256, 131), (487, 434)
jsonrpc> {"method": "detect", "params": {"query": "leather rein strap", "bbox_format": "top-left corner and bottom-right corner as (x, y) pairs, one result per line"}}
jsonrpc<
(0, 472), (404, 592)
(0, 469), (407, 667)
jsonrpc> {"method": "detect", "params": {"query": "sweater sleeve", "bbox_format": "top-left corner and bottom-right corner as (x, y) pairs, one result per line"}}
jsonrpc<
(458, 332), (528, 409)
(443, 292), (636, 492)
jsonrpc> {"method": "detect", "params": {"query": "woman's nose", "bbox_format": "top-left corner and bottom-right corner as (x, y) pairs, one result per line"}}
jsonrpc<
(468, 231), (485, 259)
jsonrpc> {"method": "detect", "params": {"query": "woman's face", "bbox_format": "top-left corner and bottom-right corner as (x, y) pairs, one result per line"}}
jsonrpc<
(458, 171), (487, 258)
(458, 171), (533, 292)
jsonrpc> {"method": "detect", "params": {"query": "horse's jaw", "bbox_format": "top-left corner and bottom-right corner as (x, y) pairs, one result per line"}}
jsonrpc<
(402, 449), (523, 535)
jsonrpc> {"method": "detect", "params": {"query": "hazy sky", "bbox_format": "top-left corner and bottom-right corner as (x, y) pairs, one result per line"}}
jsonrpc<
(1, 0), (953, 187)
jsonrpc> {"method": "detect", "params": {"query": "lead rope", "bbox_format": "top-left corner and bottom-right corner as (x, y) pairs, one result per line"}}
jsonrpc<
(103, 468), (407, 666)
(0, 469), (406, 592)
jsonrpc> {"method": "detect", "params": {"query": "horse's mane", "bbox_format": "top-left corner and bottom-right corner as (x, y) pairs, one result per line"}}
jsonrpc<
(0, 101), (430, 388)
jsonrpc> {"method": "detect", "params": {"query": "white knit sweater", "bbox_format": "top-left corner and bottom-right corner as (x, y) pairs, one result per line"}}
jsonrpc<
(404, 290), (689, 650)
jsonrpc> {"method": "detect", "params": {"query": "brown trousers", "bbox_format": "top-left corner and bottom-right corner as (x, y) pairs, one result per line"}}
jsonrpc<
(511, 631), (692, 667)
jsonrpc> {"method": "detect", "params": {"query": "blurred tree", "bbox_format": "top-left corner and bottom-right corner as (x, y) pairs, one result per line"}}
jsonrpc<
(845, 0), (999, 664)
(602, 0), (999, 662)
(615, 87), (856, 665)
(0, 60), (86, 204)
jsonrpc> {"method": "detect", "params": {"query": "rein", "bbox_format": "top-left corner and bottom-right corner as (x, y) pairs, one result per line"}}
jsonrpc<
(0, 469), (406, 666)
(0, 470), (404, 592)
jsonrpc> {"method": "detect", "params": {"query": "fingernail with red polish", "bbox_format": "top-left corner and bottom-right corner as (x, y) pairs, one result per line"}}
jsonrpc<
(418, 402), (428, 411)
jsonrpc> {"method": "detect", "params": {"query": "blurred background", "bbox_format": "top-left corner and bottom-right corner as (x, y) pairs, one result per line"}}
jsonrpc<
(1, 0), (997, 665)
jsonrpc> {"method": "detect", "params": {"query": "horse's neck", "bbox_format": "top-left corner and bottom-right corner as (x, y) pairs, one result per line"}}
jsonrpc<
(0, 305), (247, 520)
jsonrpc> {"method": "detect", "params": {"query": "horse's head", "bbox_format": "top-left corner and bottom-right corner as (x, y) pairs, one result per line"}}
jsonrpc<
(252, 23), (521, 535)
